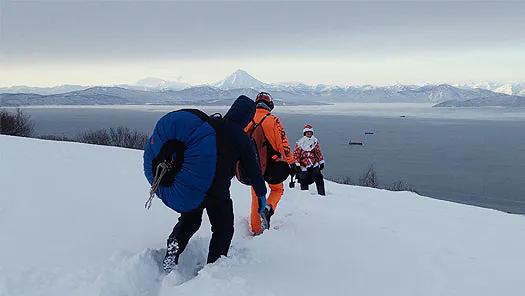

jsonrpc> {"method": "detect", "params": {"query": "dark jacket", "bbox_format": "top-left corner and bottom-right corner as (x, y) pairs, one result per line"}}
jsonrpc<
(207, 96), (267, 198)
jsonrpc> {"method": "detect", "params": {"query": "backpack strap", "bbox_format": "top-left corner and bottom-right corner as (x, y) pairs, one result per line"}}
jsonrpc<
(181, 109), (212, 122)
(259, 113), (271, 125)
(248, 113), (271, 137)
(250, 113), (281, 161)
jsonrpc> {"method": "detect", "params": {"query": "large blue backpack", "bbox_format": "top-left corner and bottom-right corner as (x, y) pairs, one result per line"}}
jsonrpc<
(143, 109), (218, 212)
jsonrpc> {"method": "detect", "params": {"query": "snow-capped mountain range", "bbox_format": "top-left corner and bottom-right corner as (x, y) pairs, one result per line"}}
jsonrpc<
(457, 82), (525, 97)
(1, 70), (524, 107)
(0, 85), (88, 95)
(0, 78), (191, 95)
(129, 77), (190, 91)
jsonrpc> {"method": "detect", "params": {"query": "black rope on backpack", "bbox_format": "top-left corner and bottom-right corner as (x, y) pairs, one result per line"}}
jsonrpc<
(146, 161), (171, 209)
(146, 139), (187, 209)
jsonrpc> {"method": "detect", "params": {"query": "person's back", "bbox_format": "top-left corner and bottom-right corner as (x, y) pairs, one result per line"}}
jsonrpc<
(248, 108), (294, 165)
(207, 111), (266, 198)
(246, 92), (295, 235)
(153, 95), (268, 272)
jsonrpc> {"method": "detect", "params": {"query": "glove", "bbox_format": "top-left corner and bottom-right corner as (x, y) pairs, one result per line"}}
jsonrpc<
(288, 164), (296, 177)
(257, 196), (266, 214)
(320, 163), (324, 171)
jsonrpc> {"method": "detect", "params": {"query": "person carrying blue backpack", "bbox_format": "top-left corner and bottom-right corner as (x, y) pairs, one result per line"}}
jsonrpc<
(143, 95), (267, 273)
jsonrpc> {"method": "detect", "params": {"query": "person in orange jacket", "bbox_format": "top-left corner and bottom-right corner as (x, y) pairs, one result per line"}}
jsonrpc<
(246, 92), (295, 235)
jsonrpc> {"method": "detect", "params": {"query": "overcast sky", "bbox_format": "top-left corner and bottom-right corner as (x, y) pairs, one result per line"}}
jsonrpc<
(1, 0), (524, 87)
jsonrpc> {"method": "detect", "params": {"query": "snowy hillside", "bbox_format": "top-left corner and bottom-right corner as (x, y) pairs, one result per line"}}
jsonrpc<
(1, 136), (525, 296)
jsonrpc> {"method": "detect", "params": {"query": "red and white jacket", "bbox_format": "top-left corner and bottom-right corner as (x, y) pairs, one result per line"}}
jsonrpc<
(293, 136), (325, 171)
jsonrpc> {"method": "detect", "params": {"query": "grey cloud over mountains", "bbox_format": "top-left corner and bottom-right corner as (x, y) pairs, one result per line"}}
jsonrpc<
(2, 1), (525, 62)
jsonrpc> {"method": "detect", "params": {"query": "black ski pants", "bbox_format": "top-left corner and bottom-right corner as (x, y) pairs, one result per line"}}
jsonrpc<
(297, 166), (326, 196)
(168, 195), (234, 264)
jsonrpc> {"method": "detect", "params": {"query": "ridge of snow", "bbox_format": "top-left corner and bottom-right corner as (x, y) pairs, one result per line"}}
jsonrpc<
(457, 81), (525, 96)
(132, 77), (190, 91)
(359, 85), (377, 91)
(493, 84), (514, 95)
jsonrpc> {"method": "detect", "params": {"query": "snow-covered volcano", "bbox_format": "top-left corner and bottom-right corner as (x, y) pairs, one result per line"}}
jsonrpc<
(213, 69), (268, 89)
(1, 135), (524, 296)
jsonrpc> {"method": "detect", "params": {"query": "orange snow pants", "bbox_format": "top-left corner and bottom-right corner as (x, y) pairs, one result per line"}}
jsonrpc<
(250, 183), (284, 234)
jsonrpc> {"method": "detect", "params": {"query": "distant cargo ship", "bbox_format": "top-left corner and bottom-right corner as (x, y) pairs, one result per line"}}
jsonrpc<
(349, 141), (363, 146)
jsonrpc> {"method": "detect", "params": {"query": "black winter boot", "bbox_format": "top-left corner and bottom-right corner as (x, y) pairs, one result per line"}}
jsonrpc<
(162, 239), (180, 273)
(316, 183), (326, 196)
(263, 206), (275, 228)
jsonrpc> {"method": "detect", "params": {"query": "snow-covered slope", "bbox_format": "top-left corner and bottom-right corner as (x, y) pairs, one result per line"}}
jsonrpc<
(494, 84), (515, 95)
(1, 135), (524, 296)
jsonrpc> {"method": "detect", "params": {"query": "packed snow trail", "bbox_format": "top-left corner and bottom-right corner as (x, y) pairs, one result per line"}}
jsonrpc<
(1, 135), (525, 296)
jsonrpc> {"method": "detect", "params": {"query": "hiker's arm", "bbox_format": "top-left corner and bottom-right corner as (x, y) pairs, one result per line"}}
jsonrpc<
(293, 142), (302, 167)
(315, 142), (325, 164)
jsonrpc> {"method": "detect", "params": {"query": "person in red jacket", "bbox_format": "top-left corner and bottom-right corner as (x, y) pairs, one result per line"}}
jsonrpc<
(246, 92), (295, 234)
(294, 124), (326, 196)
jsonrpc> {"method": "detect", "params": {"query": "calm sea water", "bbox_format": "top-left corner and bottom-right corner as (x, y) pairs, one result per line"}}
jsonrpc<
(19, 104), (525, 214)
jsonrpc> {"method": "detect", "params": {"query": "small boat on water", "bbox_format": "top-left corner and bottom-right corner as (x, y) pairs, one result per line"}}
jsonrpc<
(349, 141), (363, 146)
(365, 132), (374, 135)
